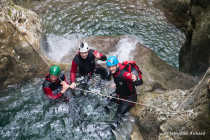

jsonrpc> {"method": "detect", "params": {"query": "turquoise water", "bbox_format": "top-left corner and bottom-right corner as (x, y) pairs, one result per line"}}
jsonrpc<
(39, 0), (185, 68)
(0, 76), (127, 140)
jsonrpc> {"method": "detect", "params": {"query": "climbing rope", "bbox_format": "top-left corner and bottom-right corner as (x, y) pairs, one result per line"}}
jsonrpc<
(177, 68), (210, 111)
(74, 87), (191, 115)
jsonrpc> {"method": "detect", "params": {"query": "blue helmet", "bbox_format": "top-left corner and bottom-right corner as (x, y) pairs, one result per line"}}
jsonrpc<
(106, 56), (119, 67)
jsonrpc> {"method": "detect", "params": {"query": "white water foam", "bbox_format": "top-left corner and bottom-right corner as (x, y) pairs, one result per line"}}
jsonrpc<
(45, 34), (84, 62)
(109, 36), (139, 62)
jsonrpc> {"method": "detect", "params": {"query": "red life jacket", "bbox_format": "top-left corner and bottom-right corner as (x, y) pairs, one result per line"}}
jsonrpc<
(112, 61), (142, 97)
(121, 61), (142, 86)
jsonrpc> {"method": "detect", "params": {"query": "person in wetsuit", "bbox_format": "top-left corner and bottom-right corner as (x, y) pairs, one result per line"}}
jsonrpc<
(106, 56), (143, 117)
(70, 41), (108, 89)
(42, 65), (70, 100)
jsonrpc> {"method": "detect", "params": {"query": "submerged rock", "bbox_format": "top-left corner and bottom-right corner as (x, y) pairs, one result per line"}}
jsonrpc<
(0, 1), (48, 89)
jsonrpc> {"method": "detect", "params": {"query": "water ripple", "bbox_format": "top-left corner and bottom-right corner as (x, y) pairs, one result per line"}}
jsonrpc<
(40, 0), (185, 68)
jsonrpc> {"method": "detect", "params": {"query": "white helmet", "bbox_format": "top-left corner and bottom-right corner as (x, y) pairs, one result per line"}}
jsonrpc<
(79, 42), (89, 53)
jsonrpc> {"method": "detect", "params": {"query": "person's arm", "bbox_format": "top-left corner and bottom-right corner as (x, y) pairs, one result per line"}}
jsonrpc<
(69, 60), (78, 89)
(123, 71), (143, 85)
(70, 60), (78, 83)
(136, 70), (143, 85)
(63, 76), (69, 84)
(43, 87), (63, 99)
(93, 50), (107, 61)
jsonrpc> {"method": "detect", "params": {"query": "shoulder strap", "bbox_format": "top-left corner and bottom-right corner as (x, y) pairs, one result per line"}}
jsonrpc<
(74, 54), (80, 64)
(88, 49), (94, 56)
(122, 61), (134, 73)
(58, 71), (65, 81)
(87, 49), (95, 60)
(45, 74), (50, 80)
(117, 63), (130, 79)
(122, 61), (142, 75)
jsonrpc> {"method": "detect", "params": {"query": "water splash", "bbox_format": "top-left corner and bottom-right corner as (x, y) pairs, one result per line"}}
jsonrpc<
(43, 34), (84, 63)
(109, 36), (138, 62)
(37, 0), (185, 67)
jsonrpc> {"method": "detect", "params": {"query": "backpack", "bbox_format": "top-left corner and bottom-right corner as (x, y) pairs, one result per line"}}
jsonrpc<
(122, 61), (143, 86)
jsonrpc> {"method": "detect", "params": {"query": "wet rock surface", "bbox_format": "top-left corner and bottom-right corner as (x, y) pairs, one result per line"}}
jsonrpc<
(0, 1), (48, 89)
(180, 3), (210, 75)
(133, 43), (196, 90)
(153, 0), (210, 75)
(132, 67), (210, 140)
(160, 68), (210, 140)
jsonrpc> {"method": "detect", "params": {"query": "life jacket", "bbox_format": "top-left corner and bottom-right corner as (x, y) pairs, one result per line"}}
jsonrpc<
(43, 73), (65, 91)
(113, 64), (136, 97)
(74, 49), (95, 76)
(121, 61), (142, 86)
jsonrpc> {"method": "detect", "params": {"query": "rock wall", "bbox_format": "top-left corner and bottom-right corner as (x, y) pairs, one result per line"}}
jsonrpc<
(133, 43), (196, 90)
(160, 68), (210, 140)
(154, 0), (210, 75)
(180, 1), (210, 75)
(0, 1), (48, 89)
(131, 66), (210, 140)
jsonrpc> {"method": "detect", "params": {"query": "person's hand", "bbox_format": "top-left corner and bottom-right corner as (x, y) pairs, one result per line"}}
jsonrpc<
(61, 81), (70, 89)
(110, 82), (116, 89)
(60, 89), (65, 94)
(61, 86), (69, 94)
(69, 82), (77, 89)
(60, 81), (70, 93)
(131, 74), (137, 81)
(61, 81), (68, 87)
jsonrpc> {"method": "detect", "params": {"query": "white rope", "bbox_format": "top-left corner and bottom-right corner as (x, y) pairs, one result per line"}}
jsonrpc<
(177, 68), (209, 111)
(74, 87), (190, 115)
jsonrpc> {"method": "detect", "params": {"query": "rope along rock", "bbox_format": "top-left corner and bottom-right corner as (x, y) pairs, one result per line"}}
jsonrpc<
(74, 87), (192, 116)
